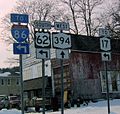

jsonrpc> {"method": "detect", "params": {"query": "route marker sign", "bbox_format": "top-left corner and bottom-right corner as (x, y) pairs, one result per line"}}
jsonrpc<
(10, 13), (29, 23)
(36, 48), (50, 59)
(34, 31), (51, 48)
(100, 37), (111, 51)
(52, 32), (71, 49)
(13, 43), (29, 54)
(11, 25), (29, 42)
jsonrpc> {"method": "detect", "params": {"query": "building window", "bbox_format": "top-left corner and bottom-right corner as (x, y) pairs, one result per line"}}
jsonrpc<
(16, 78), (20, 85)
(7, 79), (11, 85)
(100, 71), (120, 93)
(1, 79), (4, 85)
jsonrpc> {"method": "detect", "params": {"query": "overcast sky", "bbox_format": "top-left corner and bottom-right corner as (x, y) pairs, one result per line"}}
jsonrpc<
(0, 0), (17, 68)
(0, 0), (118, 68)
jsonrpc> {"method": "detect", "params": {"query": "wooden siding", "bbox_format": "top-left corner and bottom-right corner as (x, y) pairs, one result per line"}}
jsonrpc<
(70, 51), (120, 99)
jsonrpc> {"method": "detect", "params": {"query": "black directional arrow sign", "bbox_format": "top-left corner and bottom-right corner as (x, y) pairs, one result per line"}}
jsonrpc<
(60, 51), (65, 58)
(104, 53), (110, 59)
(56, 49), (69, 59)
(39, 50), (48, 58)
(36, 49), (50, 59)
(101, 52), (111, 61)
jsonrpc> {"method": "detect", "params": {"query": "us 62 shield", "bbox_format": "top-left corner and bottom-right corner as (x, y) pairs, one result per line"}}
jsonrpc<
(34, 31), (51, 48)
(11, 24), (29, 42)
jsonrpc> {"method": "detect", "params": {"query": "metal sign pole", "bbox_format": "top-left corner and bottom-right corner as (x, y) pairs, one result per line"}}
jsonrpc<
(34, 23), (51, 114)
(20, 54), (24, 114)
(42, 59), (45, 114)
(60, 29), (64, 114)
(10, 13), (29, 114)
(41, 28), (46, 114)
(61, 59), (64, 114)
(99, 28), (111, 114)
(104, 61), (110, 114)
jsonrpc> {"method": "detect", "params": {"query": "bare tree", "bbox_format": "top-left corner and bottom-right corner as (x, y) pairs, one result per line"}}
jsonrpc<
(0, 0), (57, 43)
(61, 0), (103, 36)
(60, 0), (80, 34)
(108, 2), (120, 39)
(0, 0), (57, 65)
(100, 0), (120, 39)
(1, 0), (105, 44)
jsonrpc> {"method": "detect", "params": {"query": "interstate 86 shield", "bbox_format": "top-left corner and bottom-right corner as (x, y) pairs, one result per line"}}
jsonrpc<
(11, 24), (29, 42)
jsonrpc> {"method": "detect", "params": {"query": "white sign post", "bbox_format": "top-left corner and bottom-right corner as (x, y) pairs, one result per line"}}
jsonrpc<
(34, 21), (71, 114)
(33, 21), (52, 114)
(99, 27), (111, 114)
(53, 22), (70, 114)
(100, 37), (111, 61)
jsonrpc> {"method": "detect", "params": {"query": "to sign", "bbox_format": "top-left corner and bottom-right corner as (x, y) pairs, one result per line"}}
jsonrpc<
(11, 25), (29, 42)
(34, 31), (51, 48)
(10, 13), (29, 23)
(54, 22), (70, 31)
(100, 37), (111, 51)
(52, 32), (71, 49)
(33, 21), (51, 29)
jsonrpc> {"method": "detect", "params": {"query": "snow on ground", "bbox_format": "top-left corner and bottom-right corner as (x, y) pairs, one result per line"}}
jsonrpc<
(0, 99), (120, 114)
(0, 109), (21, 114)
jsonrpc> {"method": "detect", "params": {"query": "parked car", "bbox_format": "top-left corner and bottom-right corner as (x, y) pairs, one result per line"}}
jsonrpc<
(0, 95), (9, 110)
(24, 96), (51, 112)
(8, 95), (21, 109)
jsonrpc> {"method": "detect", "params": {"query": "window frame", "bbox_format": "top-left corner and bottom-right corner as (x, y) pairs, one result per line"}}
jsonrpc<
(100, 70), (120, 93)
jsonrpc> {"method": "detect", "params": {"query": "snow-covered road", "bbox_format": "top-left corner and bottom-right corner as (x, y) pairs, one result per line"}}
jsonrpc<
(0, 99), (120, 114)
